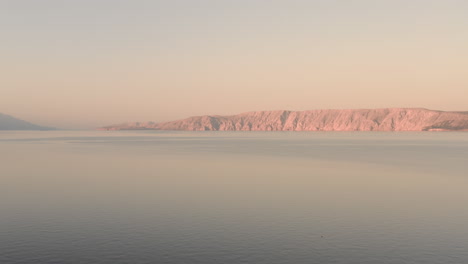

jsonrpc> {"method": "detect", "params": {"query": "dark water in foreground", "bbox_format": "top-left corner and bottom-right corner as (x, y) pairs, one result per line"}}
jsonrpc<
(1, 131), (468, 264)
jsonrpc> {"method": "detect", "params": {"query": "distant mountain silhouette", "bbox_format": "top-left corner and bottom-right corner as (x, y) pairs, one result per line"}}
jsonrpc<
(0, 113), (54, 130)
(101, 108), (468, 132)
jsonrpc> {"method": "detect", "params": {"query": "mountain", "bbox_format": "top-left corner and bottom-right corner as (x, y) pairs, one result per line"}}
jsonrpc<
(100, 108), (468, 132)
(0, 113), (54, 130)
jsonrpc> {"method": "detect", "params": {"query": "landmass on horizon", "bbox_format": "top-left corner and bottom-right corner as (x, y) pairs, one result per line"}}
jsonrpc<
(100, 108), (468, 132)
(0, 113), (54, 130)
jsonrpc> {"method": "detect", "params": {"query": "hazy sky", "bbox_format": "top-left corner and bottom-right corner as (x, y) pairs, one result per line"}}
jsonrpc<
(1, 0), (467, 129)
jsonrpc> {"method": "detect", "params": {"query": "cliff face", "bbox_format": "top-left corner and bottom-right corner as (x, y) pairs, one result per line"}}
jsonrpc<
(101, 108), (468, 132)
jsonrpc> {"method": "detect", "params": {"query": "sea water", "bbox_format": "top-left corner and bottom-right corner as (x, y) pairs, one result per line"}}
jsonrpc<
(1, 131), (468, 264)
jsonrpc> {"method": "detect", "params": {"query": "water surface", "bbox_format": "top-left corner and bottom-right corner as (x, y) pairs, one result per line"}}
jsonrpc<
(1, 131), (468, 263)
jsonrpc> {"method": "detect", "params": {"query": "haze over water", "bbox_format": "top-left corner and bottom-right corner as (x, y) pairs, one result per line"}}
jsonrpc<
(2, 1), (468, 129)
(1, 131), (468, 263)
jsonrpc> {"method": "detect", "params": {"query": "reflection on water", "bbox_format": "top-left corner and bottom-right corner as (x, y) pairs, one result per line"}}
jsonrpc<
(1, 131), (468, 263)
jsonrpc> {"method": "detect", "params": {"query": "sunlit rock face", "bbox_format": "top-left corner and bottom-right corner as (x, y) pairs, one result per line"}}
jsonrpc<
(101, 108), (468, 131)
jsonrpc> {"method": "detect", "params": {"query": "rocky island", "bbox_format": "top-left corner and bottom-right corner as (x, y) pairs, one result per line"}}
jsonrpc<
(100, 108), (468, 132)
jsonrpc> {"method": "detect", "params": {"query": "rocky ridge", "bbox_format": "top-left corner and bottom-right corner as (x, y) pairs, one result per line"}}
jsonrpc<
(101, 108), (468, 132)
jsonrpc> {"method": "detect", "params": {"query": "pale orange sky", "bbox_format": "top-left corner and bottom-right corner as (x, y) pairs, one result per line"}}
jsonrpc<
(1, 0), (467, 129)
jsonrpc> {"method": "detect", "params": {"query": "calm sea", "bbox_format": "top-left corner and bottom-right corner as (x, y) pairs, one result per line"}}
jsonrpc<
(1, 131), (468, 264)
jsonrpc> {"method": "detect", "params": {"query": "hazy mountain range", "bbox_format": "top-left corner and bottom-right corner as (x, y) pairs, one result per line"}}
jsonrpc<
(0, 113), (53, 130)
(100, 108), (468, 132)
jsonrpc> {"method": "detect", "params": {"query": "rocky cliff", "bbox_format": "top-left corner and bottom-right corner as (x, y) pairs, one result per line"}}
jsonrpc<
(101, 108), (468, 132)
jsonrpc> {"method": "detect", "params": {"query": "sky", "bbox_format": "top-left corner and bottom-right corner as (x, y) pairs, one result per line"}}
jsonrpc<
(1, 0), (467, 129)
